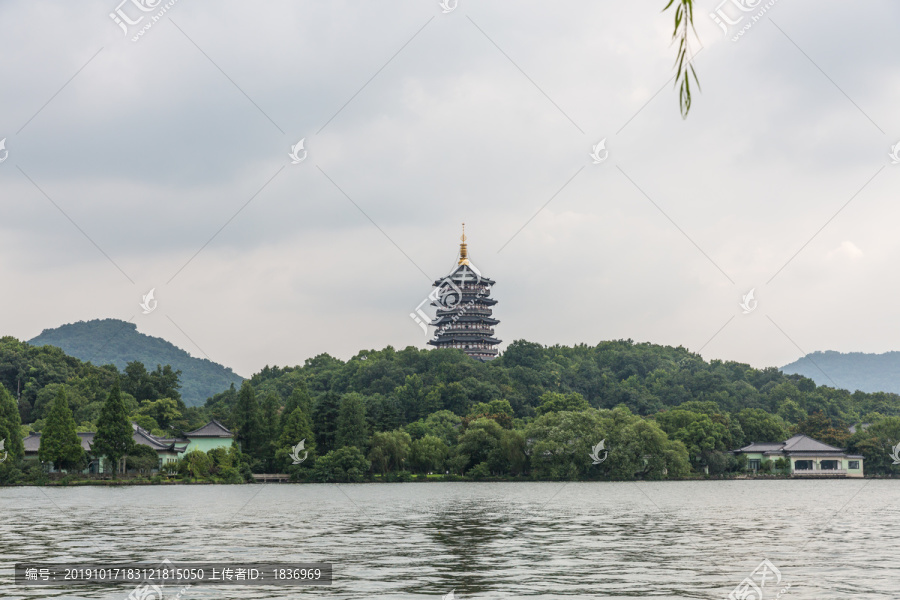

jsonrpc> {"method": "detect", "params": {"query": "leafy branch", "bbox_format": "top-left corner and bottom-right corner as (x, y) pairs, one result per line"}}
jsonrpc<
(664, 0), (701, 118)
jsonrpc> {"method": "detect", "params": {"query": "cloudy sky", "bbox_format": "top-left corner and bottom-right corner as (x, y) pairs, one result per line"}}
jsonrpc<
(1, 0), (898, 378)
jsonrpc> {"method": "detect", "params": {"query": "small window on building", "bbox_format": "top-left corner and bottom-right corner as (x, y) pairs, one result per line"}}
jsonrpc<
(748, 459), (761, 471)
(849, 461), (860, 469)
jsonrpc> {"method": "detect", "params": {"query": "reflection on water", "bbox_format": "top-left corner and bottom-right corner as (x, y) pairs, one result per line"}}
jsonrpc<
(0, 480), (897, 599)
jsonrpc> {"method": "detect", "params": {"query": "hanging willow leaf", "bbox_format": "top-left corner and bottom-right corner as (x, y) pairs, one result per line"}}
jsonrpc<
(664, 0), (701, 118)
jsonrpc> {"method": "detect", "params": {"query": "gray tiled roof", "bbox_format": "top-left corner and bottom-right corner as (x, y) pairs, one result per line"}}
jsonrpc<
(734, 434), (849, 455)
(23, 432), (94, 454)
(184, 419), (233, 438)
(782, 434), (844, 453)
(131, 423), (186, 452)
(735, 441), (785, 452)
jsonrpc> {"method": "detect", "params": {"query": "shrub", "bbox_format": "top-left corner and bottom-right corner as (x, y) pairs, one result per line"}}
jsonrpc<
(467, 462), (491, 479)
(177, 450), (212, 479)
(312, 447), (369, 483)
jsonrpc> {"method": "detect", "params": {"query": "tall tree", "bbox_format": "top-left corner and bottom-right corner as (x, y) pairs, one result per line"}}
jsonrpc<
(149, 364), (182, 402)
(39, 388), (84, 472)
(121, 361), (155, 401)
(313, 391), (341, 454)
(232, 381), (261, 456)
(283, 382), (312, 419)
(336, 393), (369, 450)
(0, 383), (24, 463)
(92, 381), (135, 477)
(276, 407), (316, 471)
(258, 392), (280, 471)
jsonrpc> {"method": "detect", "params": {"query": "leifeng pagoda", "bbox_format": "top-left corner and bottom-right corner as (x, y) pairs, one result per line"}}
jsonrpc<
(427, 225), (501, 361)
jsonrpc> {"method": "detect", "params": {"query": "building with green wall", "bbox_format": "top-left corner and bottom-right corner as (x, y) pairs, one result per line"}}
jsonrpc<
(23, 420), (234, 473)
(733, 434), (864, 477)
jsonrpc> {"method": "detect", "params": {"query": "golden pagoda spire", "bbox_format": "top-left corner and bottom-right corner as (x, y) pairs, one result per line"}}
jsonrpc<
(458, 222), (470, 265)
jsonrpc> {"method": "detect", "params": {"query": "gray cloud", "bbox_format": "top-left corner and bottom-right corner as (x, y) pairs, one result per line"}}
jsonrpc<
(1, 0), (899, 377)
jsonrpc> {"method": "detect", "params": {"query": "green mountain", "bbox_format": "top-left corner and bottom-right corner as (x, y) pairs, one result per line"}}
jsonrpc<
(28, 319), (243, 406)
(781, 350), (900, 394)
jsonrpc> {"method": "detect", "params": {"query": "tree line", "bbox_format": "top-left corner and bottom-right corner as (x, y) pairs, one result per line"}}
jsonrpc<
(3, 337), (900, 483)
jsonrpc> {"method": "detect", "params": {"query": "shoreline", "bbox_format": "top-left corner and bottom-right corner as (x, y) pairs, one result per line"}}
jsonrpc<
(2, 474), (893, 487)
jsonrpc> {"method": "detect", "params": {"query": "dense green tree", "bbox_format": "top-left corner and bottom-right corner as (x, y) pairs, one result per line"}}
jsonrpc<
(178, 449), (212, 478)
(121, 361), (155, 401)
(149, 364), (182, 402)
(409, 434), (449, 473)
(232, 381), (261, 456)
(258, 392), (281, 470)
(135, 398), (181, 431)
(39, 388), (85, 471)
(0, 383), (24, 463)
(313, 391), (341, 453)
(735, 408), (789, 445)
(395, 374), (427, 422)
(671, 413), (730, 468)
(796, 411), (850, 448)
(442, 382), (470, 416)
(535, 392), (590, 416)
(312, 446), (369, 482)
(92, 381), (136, 476)
(849, 417), (900, 475)
(283, 383), (312, 420)
(424, 410), (462, 446)
(525, 410), (608, 480)
(776, 398), (807, 424)
(276, 407), (316, 473)
(126, 444), (159, 474)
(368, 430), (411, 474)
(456, 418), (505, 475)
(336, 393), (369, 450)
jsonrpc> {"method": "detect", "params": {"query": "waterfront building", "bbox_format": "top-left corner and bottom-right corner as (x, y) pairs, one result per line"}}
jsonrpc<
(22, 420), (234, 473)
(732, 434), (864, 477)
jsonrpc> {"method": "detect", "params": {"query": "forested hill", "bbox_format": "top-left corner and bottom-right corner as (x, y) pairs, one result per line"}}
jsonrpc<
(28, 319), (243, 406)
(782, 351), (900, 395)
(206, 339), (900, 428)
(6, 335), (900, 479)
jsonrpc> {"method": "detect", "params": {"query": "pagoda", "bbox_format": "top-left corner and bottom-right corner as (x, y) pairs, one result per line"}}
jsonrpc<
(427, 225), (501, 361)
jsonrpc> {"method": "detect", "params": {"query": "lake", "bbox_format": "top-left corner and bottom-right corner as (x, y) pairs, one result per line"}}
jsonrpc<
(0, 480), (897, 599)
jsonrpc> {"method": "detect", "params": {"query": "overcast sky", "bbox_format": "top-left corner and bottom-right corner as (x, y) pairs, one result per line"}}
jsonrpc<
(1, 0), (898, 378)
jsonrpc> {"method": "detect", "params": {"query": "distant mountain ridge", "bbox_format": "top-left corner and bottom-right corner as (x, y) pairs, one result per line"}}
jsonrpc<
(28, 319), (243, 407)
(781, 350), (900, 394)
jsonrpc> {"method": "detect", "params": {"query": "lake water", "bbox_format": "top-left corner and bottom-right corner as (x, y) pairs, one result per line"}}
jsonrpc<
(0, 480), (898, 599)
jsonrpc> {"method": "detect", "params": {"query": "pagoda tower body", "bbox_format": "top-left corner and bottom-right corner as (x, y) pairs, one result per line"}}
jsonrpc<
(427, 226), (501, 361)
